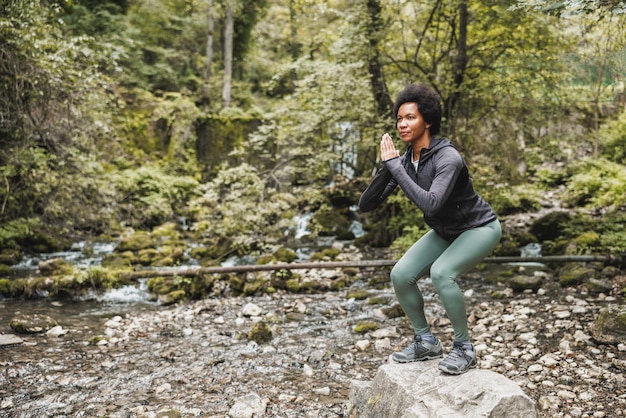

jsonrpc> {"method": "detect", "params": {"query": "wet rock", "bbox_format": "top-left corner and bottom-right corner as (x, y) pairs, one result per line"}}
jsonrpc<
(229, 392), (268, 418)
(559, 264), (595, 287)
(586, 278), (614, 294)
(591, 305), (626, 344)
(38, 258), (73, 275)
(45, 325), (67, 337)
(9, 314), (58, 334)
(509, 274), (543, 292)
(0, 333), (23, 347)
(349, 360), (537, 418)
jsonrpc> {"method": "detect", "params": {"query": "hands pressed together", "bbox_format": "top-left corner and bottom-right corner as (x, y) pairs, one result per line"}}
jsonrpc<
(380, 133), (400, 161)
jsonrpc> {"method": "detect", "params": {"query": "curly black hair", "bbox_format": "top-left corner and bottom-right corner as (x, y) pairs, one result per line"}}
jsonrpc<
(392, 83), (442, 135)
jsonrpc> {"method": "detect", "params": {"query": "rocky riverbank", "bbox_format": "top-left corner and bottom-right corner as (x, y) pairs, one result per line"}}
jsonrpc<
(1, 256), (625, 417)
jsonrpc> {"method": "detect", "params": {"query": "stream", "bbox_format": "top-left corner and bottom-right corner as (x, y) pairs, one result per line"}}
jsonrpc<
(1, 240), (624, 417)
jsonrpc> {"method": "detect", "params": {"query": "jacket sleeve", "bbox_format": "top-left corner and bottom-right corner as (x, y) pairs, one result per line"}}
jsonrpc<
(358, 164), (398, 212)
(384, 148), (464, 217)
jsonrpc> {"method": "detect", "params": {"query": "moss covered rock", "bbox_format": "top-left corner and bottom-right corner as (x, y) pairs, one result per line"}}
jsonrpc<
(586, 278), (614, 294)
(38, 258), (73, 276)
(273, 247), (297, 263)
(115, 231), (155, 252)
(558, 264), (595, 287)
(0, 249), (21, 266)
(508, 275), (543, 292)
(354, 321), (379, 334)
(0, 264), (13, 277)
(10, 314), (58, 334)
(101, 251), (136, 269)
(381, 303), (405, 319)
(591, 305), (626, 344)
(158, 290), (187, 305)
(248, 321), (272, 344)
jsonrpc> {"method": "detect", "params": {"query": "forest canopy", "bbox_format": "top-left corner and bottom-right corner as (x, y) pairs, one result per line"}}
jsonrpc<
(0, 0), (625, 259)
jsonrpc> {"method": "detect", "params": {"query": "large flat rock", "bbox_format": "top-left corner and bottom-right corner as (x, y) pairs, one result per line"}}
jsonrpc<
(0, 334), (24, 348)
(348, 358), (537, 418)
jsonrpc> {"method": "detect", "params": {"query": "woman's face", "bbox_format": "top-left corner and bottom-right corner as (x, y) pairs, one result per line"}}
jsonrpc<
(396, 102), (431, 144)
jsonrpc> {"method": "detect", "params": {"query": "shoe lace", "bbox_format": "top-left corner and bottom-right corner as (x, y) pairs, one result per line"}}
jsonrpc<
(446, 344), (466, 361)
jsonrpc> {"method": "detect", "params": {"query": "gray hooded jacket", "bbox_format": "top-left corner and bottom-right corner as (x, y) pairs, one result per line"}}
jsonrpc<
(358, 137), (497, 240)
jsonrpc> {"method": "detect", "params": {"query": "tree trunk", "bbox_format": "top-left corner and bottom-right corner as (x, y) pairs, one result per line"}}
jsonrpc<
(365, 0), (393, 120)
(222, 0), (234, 108)
(446, 0), (468, 138)
(202, 0), (214, 111)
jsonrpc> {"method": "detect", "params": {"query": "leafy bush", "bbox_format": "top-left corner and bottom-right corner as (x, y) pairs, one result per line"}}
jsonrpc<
(600, 109), (626, 165)
(187, 163), (300, 254)
(562, 158), (626, 210)
(111, 165), (199, 228)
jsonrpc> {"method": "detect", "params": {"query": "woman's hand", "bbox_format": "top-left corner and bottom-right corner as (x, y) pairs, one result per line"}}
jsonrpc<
(380, 133), (400, 161)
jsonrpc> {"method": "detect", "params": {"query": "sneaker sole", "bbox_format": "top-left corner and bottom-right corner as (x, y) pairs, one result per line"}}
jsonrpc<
(391, 352), (443, 363)
(438, 360), (477, 374)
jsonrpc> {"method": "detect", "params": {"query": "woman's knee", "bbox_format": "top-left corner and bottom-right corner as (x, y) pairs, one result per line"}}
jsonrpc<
(429, 265), (456, 291)
(390, 266), (414, 288)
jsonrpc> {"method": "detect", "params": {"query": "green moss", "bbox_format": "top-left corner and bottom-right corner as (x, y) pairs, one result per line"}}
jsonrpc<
(247, 321), (272, 344)
(160, 289), (186, 305)
(330, 277), (349, 290)
(116, 231), (155, 252)
(381, 304), (405, 319)
(310, 247), (341, 261)
(285, 279), (300, 293)
(243, 279), (266, 296)
(559, 264), (595, 287)
(0, 278), (10, 295)
(137, 248), (160, 266)
(575, 231), (601, 247)
(0, 249), (21, 265)
(490, 290), (510, 299)
(101, 251), (136, 269)
(39, 258), (73, 276)
(0, 264), (13, 277)
(89, 335), (106, 345)
(229, 275), (245, 295)
(343, 267), (359, 277)
(147, 277), (173, 294)
(157, 244), (187, 265)
(347, 290), (369, 300)
(152, 222), (183, 240)
(368, 275), (389, 289)
(273, 247), (297, 263)
(189, 246), (213, 261)
(368, 297), (389, 305)
(354, 321), (379, 334)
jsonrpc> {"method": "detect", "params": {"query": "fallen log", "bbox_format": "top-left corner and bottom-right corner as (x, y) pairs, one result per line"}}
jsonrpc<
(117, 254), (623, 280)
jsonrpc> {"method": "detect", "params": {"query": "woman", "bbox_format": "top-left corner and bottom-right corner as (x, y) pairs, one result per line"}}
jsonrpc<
(359, 83), (501, 375)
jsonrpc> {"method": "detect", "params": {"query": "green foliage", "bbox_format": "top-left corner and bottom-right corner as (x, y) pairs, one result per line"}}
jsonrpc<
(601, 109), (626, 164)
(562, 158), (626, 209)
(111, 166), (199, 228)
(484, 184), (543, 217)
(188, 163), (299, 253)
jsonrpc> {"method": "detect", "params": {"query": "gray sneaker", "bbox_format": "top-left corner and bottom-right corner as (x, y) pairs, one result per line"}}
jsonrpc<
(391, 335), (443, 363)
(438, 341), (477, 374)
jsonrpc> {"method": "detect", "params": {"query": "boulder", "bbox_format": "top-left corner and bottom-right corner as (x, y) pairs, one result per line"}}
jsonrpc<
(9, 314), (58, 334)
(348, 359), (537, 418)
(591, 305), (626, 344)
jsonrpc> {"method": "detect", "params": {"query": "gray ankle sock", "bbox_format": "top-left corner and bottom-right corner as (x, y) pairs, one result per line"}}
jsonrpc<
(419, 331), (436, 343)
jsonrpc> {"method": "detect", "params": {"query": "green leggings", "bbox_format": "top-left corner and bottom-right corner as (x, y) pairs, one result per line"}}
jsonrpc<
(390, 219), (501, 342)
